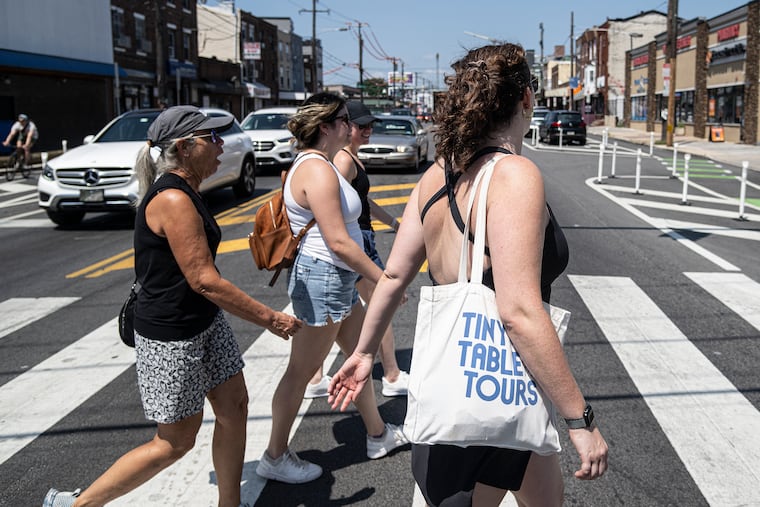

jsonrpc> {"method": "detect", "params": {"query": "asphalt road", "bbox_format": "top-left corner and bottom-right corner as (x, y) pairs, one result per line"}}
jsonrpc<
(1, 134), (759, 506)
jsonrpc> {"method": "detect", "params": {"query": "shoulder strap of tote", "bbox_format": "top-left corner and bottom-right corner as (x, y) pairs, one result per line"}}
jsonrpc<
(457, 158), (497, 284)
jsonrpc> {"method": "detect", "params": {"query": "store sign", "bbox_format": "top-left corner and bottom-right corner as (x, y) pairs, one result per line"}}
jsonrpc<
(709, 40), (746, 65)
(244, 42), (261, 61)
(662, 35), (692, 56)
(387, 72), (414, 86)
(632, 54), (649, 68)
(717, 23), (740, 42)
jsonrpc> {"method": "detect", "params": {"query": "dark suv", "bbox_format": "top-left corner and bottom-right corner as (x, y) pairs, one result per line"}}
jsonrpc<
(539, 110), (586, 145)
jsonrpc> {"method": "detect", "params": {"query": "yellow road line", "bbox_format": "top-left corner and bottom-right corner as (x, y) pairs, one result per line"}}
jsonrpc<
(68, 186), (415, 279)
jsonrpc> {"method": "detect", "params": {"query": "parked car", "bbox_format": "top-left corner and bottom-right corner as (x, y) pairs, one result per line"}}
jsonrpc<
(538, 110), (587, 145)
(357, 115), (429, 171)
(526, 106), (551, 137)
(240, 107), (297, 172)
(38, 108), (256, 226)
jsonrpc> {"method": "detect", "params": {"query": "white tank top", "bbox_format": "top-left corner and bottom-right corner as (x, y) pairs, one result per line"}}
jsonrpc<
(283, 152), (363, 271)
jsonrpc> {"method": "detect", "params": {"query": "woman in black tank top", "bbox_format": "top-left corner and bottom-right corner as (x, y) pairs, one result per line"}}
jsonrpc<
(329, 44), (608, 507)
(44, 106), (302, 507)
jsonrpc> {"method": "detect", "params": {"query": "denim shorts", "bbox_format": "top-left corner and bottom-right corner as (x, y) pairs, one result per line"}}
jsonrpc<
(362, 229), (385, 269)
(288, 253), (359, 326)
(134, 311), (244, 424)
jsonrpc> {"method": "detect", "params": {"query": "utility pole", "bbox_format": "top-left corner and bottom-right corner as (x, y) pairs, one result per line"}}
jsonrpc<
(539, 22), (544, 103)
(570, 11), (574, 111)
(357, 22), (364, 102)
(299, 0), (329, 94)
(154, 1), (166, 106)
(666, 0), (679, 146)
(435, 52), (439, 89)
(400, 59), (405, 106)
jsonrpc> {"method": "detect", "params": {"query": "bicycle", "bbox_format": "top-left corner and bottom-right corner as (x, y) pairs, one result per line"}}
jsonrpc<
(5, 146), (31, 181)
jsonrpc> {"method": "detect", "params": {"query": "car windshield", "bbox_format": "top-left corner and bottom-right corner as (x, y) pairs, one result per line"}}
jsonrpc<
(373, 119), (415, 136)
(557, 113), (582, 122)
(241, 113), (290, 130)
(96, 112), (159, 142)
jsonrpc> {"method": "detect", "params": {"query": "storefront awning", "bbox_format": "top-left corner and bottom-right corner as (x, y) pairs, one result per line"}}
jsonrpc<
(245, 81), (271, 99)
(0, 48), (125, 77)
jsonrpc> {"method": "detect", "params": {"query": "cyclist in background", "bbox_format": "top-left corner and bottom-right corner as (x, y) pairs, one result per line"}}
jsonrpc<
(3, 114), (39, 164)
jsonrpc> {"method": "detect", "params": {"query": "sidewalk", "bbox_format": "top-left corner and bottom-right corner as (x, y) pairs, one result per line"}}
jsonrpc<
(588, 126), (760, 172)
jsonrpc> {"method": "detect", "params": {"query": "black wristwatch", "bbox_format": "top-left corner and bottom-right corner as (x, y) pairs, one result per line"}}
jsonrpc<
(564, 404), (594, 429)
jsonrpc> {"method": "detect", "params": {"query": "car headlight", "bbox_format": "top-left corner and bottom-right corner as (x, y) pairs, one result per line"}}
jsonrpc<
(397, 145), (415, 153)
(277, 136), (294, 143)
(42, 164), (55, 181)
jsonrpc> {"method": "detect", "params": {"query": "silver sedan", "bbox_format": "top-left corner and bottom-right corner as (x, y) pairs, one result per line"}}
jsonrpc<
(357, 115), (429, 171)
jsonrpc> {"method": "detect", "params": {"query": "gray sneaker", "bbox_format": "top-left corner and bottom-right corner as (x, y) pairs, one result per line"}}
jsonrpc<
(366, 423), (409, 459)
(43, 488), (81, 507)
(256, 448), (322, 483)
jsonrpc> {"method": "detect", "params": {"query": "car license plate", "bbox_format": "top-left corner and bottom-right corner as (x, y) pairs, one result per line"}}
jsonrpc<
(368, 157), (384, 165)
(565, 131), (574, 135)
(80, 189), (105, 202)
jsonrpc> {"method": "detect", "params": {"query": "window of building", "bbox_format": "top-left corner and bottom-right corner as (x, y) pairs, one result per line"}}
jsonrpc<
(134, 14), (145, 42)
(631, 96), (647, 121)
(183, 31), (192, 60)
(708, 85), (744, 124)
(168, 30), (176, 59)
(182, 0), (191, 10)
(111, 7), (124, 39)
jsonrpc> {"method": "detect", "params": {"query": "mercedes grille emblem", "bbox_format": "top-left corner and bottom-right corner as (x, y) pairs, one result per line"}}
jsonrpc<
(84, 169), (100, 185)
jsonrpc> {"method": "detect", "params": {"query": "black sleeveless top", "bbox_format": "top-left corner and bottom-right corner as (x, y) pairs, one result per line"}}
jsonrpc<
(346, 149), (373, 231)
(420, 147), (569, 303)
(133, 172), (221, 341)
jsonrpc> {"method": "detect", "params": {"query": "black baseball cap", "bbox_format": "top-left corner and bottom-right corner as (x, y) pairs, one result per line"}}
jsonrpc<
(346, 101), (377, 126)
(147, 106), (233, 145)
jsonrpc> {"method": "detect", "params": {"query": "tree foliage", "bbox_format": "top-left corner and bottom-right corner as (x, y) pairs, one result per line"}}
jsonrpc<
(361, 77), (387, 97)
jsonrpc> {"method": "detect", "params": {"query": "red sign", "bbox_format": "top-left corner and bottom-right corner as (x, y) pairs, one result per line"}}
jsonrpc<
(662, 35), (692, 55)
(717, 23), (740, 42)
(632, 54), (649, 67)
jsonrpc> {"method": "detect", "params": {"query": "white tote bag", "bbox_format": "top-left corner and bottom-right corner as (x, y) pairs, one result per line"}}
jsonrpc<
(404, 157), (571, 456)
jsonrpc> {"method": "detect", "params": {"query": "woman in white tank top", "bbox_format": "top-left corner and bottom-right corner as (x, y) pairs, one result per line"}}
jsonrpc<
(255, 93), (409, 486)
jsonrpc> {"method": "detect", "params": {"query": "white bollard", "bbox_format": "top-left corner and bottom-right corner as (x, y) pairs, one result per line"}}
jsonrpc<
(738, 161), (749, 220)
(671, 143), (679, 178)
(41, 152), (48, 167)
(634, 148), (643, 195)
(62, 140), (68, 153)
(558, 128), (563, 149)
(610, 142), (618, 178)
(649, 132), (655, 156)
(595, 142), (605, 184)
(532, 126), (538, 147)
(681, 154), (691, 205)
(603, 128), (609, 148)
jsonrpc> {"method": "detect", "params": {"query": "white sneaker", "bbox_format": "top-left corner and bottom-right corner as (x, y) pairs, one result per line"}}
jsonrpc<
(366, 423), (409, 459)
(381, 370), (410, 397)
(304, 375), (331, 399)
(256, 448), (323, 484)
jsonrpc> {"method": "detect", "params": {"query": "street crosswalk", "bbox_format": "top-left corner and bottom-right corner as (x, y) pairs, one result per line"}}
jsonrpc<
(1, 271), (759, 505)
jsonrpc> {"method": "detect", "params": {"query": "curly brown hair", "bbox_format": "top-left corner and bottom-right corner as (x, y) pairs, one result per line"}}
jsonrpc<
(433, 43), (531, 170)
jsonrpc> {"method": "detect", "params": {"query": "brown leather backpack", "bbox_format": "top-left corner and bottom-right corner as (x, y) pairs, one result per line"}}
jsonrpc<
(248, 163), (315, 287)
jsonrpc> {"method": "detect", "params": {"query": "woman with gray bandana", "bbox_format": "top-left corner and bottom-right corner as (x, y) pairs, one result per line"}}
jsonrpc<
(44, 106), (302, 507)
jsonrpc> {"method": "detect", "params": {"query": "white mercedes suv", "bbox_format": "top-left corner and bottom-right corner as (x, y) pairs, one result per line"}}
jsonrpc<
(38, 108), (256, 226)
(240, 107), (297, 172)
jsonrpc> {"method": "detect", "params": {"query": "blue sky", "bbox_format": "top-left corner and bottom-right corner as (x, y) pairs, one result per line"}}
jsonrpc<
(230, 0), (748, 87)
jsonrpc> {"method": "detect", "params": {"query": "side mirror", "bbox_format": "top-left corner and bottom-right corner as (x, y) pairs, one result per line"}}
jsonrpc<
(83, 135), (94, 144)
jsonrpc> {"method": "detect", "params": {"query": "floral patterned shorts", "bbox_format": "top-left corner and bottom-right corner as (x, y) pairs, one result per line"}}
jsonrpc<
(134, 311), (245, 424)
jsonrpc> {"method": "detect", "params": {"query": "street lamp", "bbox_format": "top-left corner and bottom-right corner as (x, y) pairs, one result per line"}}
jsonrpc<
(629, 32), (644, 51)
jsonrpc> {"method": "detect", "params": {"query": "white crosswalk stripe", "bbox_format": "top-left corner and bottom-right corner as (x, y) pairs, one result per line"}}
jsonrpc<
(569, 275), (760, 506)
(0, 297), (79, 340)
(2, 271), (760, 505)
